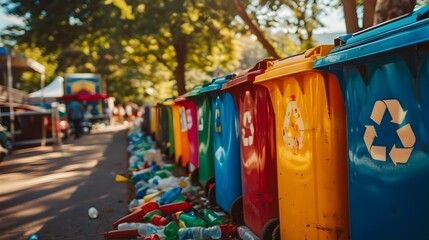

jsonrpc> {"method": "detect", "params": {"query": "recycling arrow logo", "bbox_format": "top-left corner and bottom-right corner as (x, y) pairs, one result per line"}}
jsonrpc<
(363, 99), (415, 165)
(241, 111), (254, 146)
(198, 107), (204, 131)
(282, 95), (304, 153)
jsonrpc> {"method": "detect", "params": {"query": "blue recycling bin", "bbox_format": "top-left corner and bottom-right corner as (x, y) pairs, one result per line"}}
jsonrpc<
(314, 5), (429, 240)
(200, 74), (243, 222)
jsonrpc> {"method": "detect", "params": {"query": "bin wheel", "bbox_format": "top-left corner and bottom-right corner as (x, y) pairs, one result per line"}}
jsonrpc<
(190, 168), (199, 186)
(208, 184), (216, 205)
(272, 224), (280, 240)
(230, 196), (244, 226)
(262, 218), (279, 240)
(204, 176), (215, 198)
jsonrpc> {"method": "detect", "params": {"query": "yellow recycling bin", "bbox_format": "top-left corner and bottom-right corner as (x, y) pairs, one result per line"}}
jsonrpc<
(254, 45), (349, 239)
(163, 100), (183, 164)
(150, 102), (158, 141)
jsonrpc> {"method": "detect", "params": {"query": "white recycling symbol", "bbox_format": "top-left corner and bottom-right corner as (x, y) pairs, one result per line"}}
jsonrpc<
(282, 95), (304, 153)
(186, 108), (193, 130)
(198, 107), (204, 131)
(241, 111), (254, 146)
(363, 99), (415, 165)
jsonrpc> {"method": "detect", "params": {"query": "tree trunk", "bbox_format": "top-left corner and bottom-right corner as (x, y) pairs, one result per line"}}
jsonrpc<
(232, 0), (281, 58)
(341, 0), (359, 33)
(374, 0), (416, 24)
(173, 37), (188, 95)
(363, 0), (377, 29)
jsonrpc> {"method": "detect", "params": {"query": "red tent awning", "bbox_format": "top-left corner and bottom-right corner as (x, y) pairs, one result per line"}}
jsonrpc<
(58, 90), (108, 102)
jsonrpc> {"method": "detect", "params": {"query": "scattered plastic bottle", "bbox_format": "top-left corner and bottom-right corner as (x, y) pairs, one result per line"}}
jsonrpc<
(117, 222), (138, 230)
(88, 207), (98, 219)
(200, 209), (224, 226)
(130, 169), (154, 184)
(177, 226), (222, 240)
(113, 201), (159, 228)
(159, 187), (182, 205)
(137, 223), (163, 237)
(135, 185), (151, 199)
(163, 221), (180, 238)
(178, 213), (206, 227)
(238, 226), (260, 240)
(150, 214), (170, 226)
(159, 201), (192, 215)
(143, 209), (164, 223)
(218, 224), (238, 238)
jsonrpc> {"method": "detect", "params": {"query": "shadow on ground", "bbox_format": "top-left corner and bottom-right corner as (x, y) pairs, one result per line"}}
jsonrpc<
(0, 126), (129, 240)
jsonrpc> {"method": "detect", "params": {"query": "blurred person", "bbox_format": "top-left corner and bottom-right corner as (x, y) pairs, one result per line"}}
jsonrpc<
(68, 97), (84, 139)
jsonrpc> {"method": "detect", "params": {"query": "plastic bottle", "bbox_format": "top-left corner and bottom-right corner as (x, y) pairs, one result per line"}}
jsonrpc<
(177, 226), (222, 240)
(112, 201), (159, 228)
(178, 213), (206, 227)
(200, 209), (224, 226)
(143, 190), (165, 202)
(154, 170), (171, 179)
(163, 221), (180, 238)
(238, 226), (260, 240)
(158, 187), (182, 205)
(88, 207), (98, 219)
(219, 224), (238, 238)
(130, 169), (154, 184)
(143, 209), (164, 223)
(104, 228), (139, 239)
(117, 222), (137, 230)
(151, 214), (170, 226)
(135, 185), (151, 199)
(144, 234), (160, 240)
(137, 223), (163, 237)
(159, 201), (192, 215)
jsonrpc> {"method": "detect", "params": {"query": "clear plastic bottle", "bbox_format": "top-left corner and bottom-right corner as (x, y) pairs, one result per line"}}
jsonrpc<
(137, 223), (163, 237)
(238, 226), (260, 240)
(203, 226), (222, 239)
(177, 226), (222, 240)
(117, 222), (137, 230)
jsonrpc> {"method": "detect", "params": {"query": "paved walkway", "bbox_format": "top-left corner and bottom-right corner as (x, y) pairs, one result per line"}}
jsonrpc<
(0, 125), (130, 240)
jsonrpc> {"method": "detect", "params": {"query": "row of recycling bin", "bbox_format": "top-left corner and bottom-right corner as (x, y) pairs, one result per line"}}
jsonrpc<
(142, 6), (429, 240)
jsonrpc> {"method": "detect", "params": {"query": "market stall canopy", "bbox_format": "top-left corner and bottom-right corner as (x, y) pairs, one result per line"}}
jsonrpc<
(29, 76), (64, 98)
(58, 89), (108, 102)
(0, 47), (45, 74)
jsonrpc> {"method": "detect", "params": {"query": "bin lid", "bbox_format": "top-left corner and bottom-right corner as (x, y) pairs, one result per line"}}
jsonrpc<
(173, 85), (203, 103)
(314, 5), (429, 67)
(199, 73), (236, 94)
(254, 45), (333, 84)
(221, 58), (275, 90)
(184, 84), (208, 98)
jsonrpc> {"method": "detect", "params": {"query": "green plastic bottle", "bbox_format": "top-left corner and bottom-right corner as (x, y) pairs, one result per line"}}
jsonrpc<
(143, 209), (163, 222)
(163, 221), (180, 237)
(200, 209), (224, 226)
(178, 213), (206, 227)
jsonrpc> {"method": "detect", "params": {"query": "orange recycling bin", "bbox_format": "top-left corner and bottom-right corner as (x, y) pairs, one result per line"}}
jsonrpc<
(163, 100), (182, 163)
(254, 45), (349, 239)
(152, 102), (161, 142)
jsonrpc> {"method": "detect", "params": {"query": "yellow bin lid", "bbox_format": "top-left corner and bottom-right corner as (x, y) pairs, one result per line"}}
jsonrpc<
(254, 45), (333, 83)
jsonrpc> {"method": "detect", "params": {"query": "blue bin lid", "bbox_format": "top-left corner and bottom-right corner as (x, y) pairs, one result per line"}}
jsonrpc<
(314, 5), (429, 67)
(184, 84), (211, 98)
(199, 73), (236, 94)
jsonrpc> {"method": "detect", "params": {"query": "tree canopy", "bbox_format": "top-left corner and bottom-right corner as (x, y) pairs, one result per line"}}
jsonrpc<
(1, 0), (427, 103)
